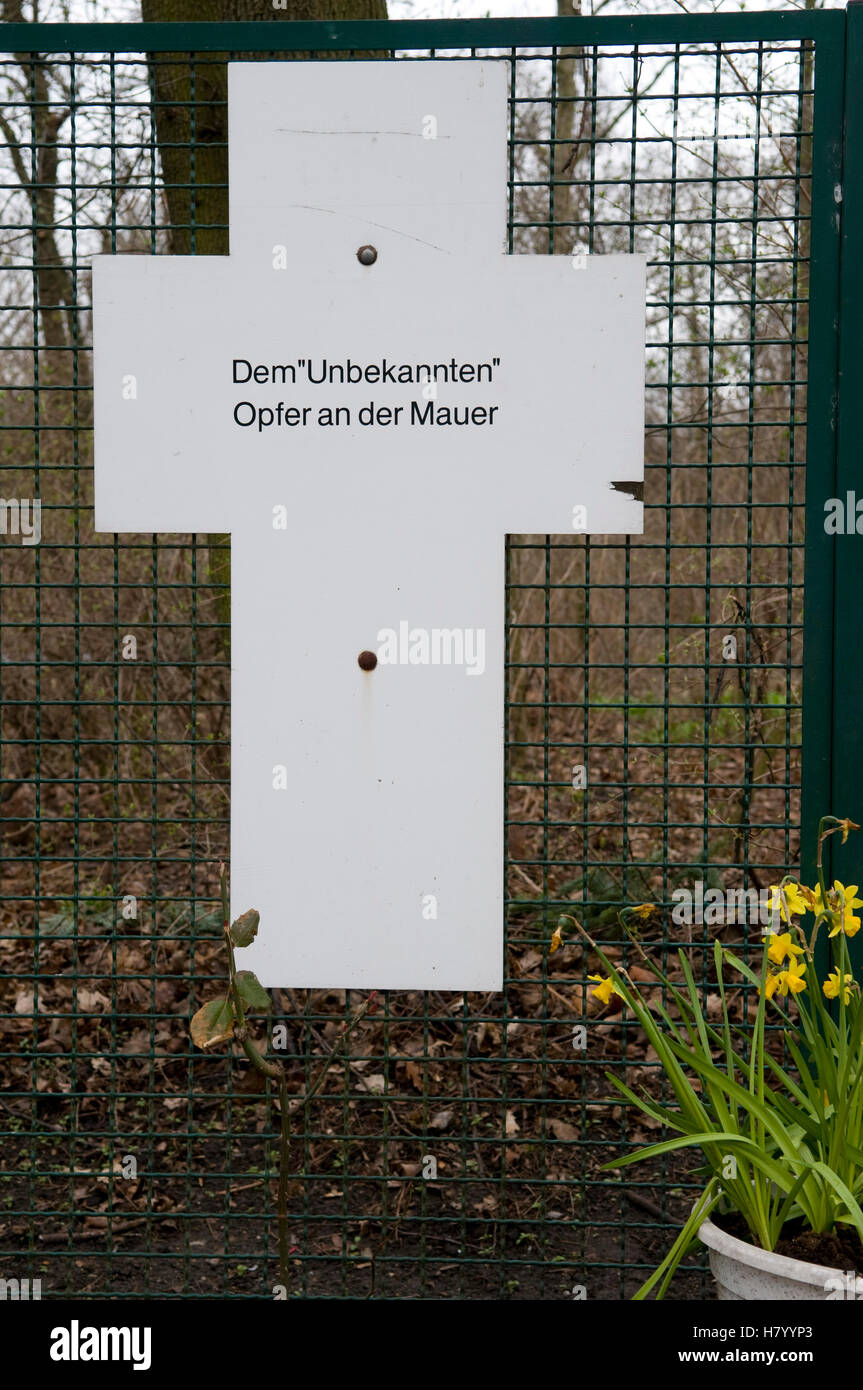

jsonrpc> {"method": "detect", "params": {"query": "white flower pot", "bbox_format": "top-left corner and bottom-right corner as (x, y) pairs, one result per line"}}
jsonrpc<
(699, 1217), (853, 1300)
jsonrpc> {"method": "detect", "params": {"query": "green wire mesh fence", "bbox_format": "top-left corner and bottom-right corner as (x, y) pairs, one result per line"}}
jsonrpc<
(0, 12), (846, 1298)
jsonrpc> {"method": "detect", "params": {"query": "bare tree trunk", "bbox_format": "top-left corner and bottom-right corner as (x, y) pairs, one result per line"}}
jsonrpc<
(552, 0), (586, 256)
(0, 0), (88, 502)
(0, 1), (77, 357)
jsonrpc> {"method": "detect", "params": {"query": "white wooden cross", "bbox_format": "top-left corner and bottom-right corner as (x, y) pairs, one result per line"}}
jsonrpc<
(93, 61), (644, 991)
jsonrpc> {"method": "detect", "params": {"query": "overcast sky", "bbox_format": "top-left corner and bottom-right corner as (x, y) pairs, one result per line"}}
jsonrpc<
(390, 0), (843, 17)
(41, 0), (850, 25)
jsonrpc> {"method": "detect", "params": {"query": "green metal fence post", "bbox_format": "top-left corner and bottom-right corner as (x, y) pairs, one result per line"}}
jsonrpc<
(814, 2), (863, 963)
(800, 13), (845, 911)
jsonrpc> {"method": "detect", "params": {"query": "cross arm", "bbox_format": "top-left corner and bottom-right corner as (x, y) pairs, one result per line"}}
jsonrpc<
(93, 255), (239, 535)
(487, 252), (646, 537)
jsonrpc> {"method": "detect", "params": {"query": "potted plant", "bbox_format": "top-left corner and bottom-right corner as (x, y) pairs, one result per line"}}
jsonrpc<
(553, 816), (863, 1300)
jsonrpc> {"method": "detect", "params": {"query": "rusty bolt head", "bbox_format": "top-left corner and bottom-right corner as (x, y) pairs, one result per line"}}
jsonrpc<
(357, 650), (378, 671)
(357, 245), (378, 266)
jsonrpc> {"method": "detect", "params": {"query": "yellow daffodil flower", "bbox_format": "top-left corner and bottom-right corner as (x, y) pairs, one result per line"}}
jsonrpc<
(762, 931), (805, 966)
(629, 903), (655, 920)
(764, 956), (807, 1000)
(588, 973), (621, 1007)
(767, 882), (810, 922)
(782, 958), (808, 994)
(549, 925), (562, 955)
(823, 969), (855, 1005)
(814, 880), (863, 939)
